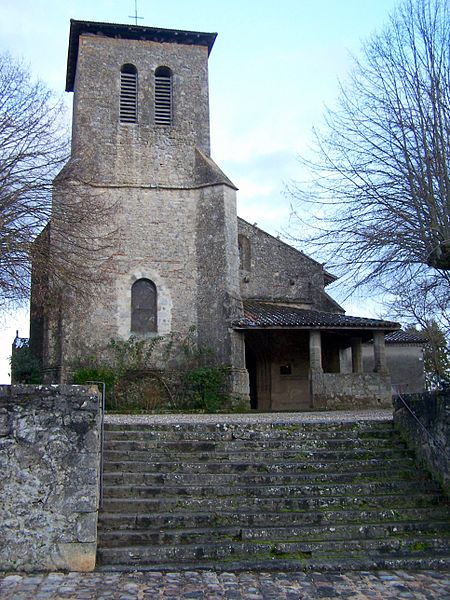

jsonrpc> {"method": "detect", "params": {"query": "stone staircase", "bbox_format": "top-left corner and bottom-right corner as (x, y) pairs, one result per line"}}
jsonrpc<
(97, 418), (450, 571)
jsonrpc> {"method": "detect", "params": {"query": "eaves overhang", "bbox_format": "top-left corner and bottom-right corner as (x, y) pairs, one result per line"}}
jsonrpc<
(233, 300), (400, 332)
(66, 19), (217, 91)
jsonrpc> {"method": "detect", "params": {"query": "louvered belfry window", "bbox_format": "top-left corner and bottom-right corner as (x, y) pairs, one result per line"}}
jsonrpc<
(120, 64), (138, 123)
(154, 66), (172, 126)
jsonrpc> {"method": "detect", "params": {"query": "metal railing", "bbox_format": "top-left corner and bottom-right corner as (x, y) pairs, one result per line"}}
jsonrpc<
(393, 387), (447, 455)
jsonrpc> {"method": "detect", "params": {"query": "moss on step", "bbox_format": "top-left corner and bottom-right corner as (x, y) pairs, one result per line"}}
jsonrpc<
(269, 545), (312, 560)
(409, 541), (432, 552)
(272, 424), (303, 433)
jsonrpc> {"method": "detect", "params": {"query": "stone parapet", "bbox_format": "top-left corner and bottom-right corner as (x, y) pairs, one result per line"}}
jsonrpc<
(393, 390), (450, 495)
(0, 385), (101, 572)
(311, 373), (392, 410)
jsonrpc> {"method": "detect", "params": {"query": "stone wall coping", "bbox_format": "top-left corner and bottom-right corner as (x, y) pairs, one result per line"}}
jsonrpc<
(0, 384), (100, 406)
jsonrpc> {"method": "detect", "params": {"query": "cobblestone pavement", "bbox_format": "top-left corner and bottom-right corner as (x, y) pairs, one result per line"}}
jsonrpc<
(0, 570), (449, 599)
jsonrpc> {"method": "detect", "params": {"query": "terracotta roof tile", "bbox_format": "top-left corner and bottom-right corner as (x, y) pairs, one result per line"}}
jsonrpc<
(233, 300), (400, 331)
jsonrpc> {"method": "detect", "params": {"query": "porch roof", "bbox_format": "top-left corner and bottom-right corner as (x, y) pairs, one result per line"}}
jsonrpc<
(233, 300), (400, 331)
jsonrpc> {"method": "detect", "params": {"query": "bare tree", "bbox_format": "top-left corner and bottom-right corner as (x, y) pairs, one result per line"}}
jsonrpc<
(0, 52), (118, 310)
(0, 52), (68, 306)
(289, 0), (450, 294)
(402, 319), (450, 389)
(419, 320), (450, 388)
(381, 272), (450, 388)
(32, 174), (119, 309)
(384, 274), (449, 333)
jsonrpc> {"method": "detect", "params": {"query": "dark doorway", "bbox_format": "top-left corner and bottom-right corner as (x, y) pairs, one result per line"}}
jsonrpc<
(245, 343), (258, 409)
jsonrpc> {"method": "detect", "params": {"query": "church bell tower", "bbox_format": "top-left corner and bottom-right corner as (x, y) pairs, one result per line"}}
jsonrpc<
(66, 20), (215, 186)
(36, 19), (249, 403)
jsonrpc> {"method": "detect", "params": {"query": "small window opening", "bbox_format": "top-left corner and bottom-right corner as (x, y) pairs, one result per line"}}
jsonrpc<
(280, 364), (292, 376)
(131, 278), (157, 333)
(155, 66), (172, 126)
(120, 64), (138, 123)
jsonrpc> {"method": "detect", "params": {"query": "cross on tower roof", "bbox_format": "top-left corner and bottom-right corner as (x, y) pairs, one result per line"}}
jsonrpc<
(128, 0), (144, 25)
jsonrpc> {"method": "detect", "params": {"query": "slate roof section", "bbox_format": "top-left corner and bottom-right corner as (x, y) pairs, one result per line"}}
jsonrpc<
(233, 300), (400, 331)
(66, 20), (217, 91)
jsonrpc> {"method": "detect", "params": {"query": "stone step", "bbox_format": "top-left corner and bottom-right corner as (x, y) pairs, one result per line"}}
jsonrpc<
(104, 428), (399, 442)
(98, 519), (450, 547)
(102, 456), (416, 474)
(102, 467), (428, 487)
(104, 420), (395, 435)
(100, 491), (447, 513)
(97, 419), (450, 571)
(96, 554), (450, 572)
(96, 534), (450, 566)
(101, 479), (441, 500)
(98, 506), (450, 531)
(103, 437), (406, 452)
(102, 447), (413, 463)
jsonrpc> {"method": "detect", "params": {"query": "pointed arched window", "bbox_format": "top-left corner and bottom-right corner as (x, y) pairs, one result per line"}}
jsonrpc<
(120, 64), (138, 123)
(154, 66), (172, 126)
(131, 279), (157, 333)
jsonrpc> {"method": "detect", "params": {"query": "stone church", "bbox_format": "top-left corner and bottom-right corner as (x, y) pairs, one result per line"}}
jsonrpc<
(30, 19), (400, 411)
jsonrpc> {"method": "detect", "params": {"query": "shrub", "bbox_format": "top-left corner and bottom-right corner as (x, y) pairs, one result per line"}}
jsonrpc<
(70, 332), (234, 413)
(72, 367), (116, 409)
(183, 366), (227, 412)
(10, 344), (41, 384)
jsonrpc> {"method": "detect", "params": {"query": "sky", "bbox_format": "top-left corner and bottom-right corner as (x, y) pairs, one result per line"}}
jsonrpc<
(0, 0), (400, 382)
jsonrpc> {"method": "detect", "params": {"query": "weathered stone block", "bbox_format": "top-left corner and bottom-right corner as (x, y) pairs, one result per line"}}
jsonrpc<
(76, 513), (98, 543)
(63, 485), (99, 514)
(53, 542), (97, 572)
(0, 385), (101, 572)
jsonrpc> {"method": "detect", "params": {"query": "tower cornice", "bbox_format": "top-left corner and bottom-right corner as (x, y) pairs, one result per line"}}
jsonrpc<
(66, 19), (217, 91)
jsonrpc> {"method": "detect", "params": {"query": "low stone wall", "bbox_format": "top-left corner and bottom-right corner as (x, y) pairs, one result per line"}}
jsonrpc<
(311, 373), (392, 410)
(0, 385), (102, 572)
(393, 390), (450, 494)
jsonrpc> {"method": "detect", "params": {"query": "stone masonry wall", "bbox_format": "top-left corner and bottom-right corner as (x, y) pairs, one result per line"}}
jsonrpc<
(393, 391), (450, 494)
(196, 184), (242, 363)
(237, 219), (341, 312)
(0, 385), (101, 572)
(72, 35), (211, 186)
(311, 373), (392, 410)
(53, 185), (200, 371)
